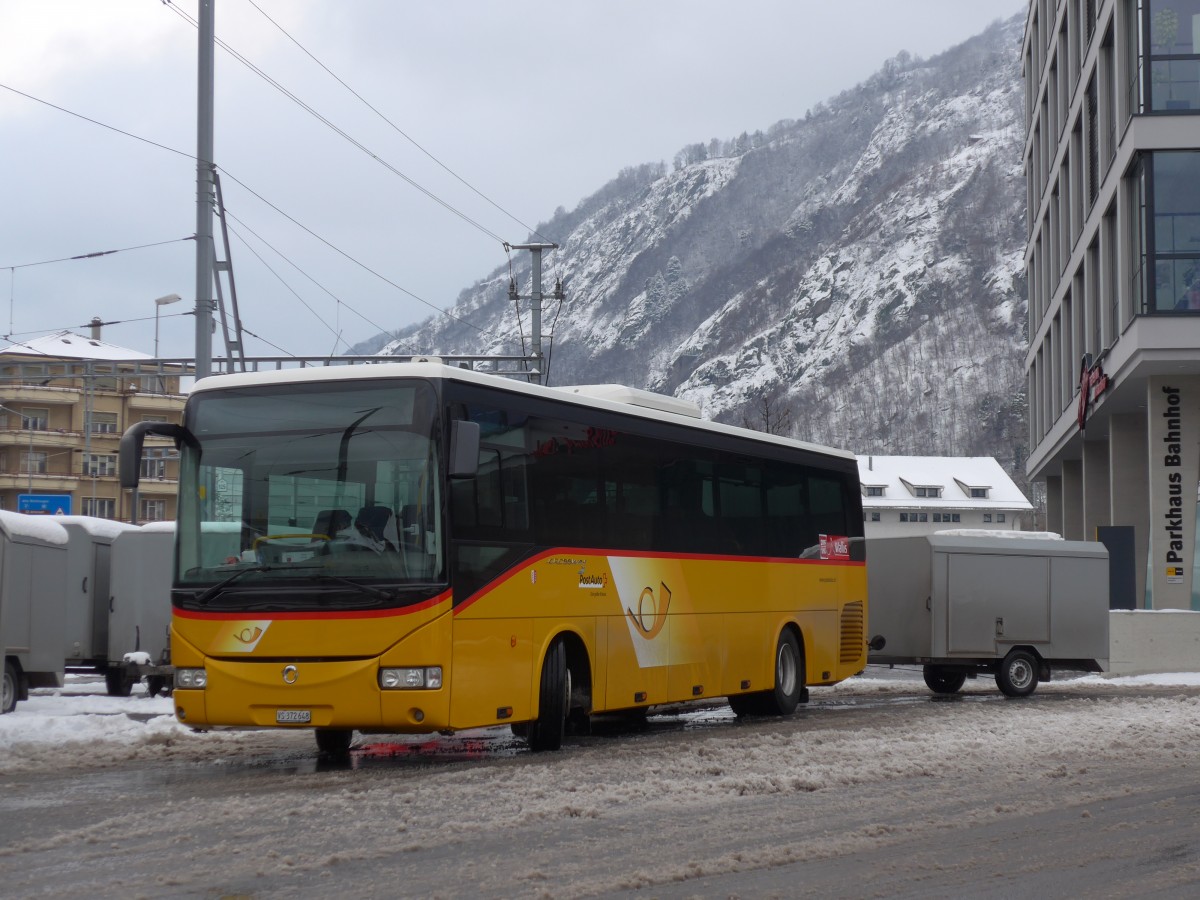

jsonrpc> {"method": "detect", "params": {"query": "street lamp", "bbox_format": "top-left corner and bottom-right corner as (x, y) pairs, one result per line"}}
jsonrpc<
(153, 293), (182, 358)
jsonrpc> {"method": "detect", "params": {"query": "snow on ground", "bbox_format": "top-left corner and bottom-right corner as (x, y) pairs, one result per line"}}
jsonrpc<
(2, 671), (1200, 777)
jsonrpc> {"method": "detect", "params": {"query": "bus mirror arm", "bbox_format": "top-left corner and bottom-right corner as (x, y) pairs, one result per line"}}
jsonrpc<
(119, 422), (196, 489)
(868, 635), (886, 652)
(448, 420), (480, 479)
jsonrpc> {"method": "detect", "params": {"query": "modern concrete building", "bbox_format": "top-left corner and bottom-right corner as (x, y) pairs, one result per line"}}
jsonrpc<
(1023, 0), (1200, 610)
(0, 328), (184, 523)
(858, 456), (1033, 538)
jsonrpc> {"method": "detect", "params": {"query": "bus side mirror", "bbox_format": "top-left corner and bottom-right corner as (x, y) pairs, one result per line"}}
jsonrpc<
(448, 420), (480, 479)
(119, 421), (190, 489)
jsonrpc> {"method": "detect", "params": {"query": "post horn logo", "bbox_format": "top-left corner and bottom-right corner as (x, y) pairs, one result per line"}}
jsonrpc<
(233, 626), (263, 645)
(625, 582), (671, 639)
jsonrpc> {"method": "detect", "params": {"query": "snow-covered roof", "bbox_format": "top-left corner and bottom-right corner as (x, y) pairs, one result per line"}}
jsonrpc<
(0, 330), (150, 361)
(856, 455), (1032, 511)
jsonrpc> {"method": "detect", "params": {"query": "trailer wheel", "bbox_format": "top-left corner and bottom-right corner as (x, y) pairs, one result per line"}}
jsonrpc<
(315, 728), (353, 757)
(104, 668), (135, 698)
(996, 649), (1039, 697)
(2, 660), (17, 714)
(923, 665), (967, 694)
(527, 638), (568, 753)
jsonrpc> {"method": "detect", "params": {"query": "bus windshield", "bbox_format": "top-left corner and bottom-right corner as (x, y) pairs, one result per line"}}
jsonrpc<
(175, 379), (444, 603)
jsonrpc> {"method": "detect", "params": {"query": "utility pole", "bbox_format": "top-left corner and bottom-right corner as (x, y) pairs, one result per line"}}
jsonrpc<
(194, 0), (216, 381)
(505, 242), (560, 384)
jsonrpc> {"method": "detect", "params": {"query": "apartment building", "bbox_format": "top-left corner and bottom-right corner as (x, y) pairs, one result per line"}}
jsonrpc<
(0, 329), (185, 522)
(1023, 0), (1200, 609)
(858, 456), (1033, 538)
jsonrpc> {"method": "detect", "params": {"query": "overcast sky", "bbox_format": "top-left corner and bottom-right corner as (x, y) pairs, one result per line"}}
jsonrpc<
(0, 0), (1025, 361)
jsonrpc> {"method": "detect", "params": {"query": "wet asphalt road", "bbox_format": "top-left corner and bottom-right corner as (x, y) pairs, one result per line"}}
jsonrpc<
(2, 675), (1199, 898)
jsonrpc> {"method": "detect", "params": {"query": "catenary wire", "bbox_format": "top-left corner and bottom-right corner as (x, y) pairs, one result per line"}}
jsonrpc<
(160, 0), (511, 246)
(0, 82), (491, 339)
(242, 0), (558, 248)
(226, 212), (426, 356)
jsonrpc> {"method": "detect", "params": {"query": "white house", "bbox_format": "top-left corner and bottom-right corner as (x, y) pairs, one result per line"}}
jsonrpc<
(857, 456), (1033, 538)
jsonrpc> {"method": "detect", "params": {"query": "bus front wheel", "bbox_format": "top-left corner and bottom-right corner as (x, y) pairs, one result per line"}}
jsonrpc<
(527, 639), (568, 752)
(315, 728), (353, 757)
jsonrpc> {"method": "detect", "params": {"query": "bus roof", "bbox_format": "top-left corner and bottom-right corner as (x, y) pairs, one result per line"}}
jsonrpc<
(187, 360), (856, 463)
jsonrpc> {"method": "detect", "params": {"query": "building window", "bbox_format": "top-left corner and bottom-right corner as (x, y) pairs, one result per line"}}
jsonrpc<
(951, 514), (961, 523)
(20, 451), (47, 474)
(84, 454), (118, 477)
(865, 486), (885, 497)
(82, 497), (116, 519)
(916, 513), (928, 523)
(998, 513), (1006, 523)
(900, 513), (909, 523)
(870, 512), (880, 522)
(141, 499), (167, 522)
(21, 408), (49, 431)
(142, 415), (168, 424)
(914, 486), (942, 498)
(970, 487), (990, 498)
(1134, 151), (1200, 312)
(91, 412), (119, 434)
(983, 514), (993, 523)
(1144, 0), (1200, 111)
(140, 457), (167, 479)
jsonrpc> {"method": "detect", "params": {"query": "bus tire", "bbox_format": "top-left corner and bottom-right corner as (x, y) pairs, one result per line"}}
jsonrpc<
(315, 728), (353, 757)
(765, 630), (804, 716)
(923, 665), (967, 694)
(527, 639), (568, 753)
(996, 649), (1039, 697)
(2, 660), (17, 714)
(731, 630), (805, 718)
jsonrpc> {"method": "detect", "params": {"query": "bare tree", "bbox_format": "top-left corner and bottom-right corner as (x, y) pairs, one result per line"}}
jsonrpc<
(742, 391), (793, 436)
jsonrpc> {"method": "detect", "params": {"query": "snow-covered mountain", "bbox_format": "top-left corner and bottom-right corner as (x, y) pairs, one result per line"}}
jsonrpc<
(361, 15), (1027, 471)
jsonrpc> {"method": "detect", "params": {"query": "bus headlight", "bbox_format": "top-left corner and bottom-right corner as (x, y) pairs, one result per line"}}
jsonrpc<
(175, 668), (207, 689)
(379, 667), (442, 690)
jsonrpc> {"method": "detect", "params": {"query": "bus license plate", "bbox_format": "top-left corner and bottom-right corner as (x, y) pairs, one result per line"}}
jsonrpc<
(276, 709), (311, 724)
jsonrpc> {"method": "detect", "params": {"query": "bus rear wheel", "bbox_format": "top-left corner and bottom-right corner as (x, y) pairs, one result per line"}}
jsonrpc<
(730, 630), (805, 717)
(527, 639), (568, 752)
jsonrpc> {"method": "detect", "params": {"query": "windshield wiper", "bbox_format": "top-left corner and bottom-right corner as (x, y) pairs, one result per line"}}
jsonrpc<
(303, 574), (395, 604)
(193, 564), (323, 605)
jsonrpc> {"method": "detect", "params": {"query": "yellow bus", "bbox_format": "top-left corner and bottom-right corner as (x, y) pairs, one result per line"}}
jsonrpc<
(120, 360), (867, 755)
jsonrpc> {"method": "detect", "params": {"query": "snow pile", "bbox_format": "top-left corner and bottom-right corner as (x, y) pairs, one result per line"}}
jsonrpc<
(3, 671), (1200, 778)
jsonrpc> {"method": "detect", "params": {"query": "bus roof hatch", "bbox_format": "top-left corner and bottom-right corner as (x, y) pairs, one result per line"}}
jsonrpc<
(558, 384), (702, 419)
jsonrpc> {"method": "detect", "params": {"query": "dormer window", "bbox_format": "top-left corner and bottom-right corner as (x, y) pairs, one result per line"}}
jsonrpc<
(864, 485), (885, 497)
(970, 487), (989, 499)
(913, 486), (942, 498)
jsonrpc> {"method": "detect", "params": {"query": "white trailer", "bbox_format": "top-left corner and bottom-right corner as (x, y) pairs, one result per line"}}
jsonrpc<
(0, 511), (69, 713)
(58, 517), (138, 693)
(867, 532), (1109, 696)
(106, 522), (175, 697)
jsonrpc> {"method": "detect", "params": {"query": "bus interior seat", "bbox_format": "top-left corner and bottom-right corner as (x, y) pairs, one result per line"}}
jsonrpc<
(312, 508), (352, 539)
(355, 505), (398, 548)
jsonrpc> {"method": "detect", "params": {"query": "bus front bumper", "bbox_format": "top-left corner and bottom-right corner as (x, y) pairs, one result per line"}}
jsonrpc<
(173, 657), (451, 732)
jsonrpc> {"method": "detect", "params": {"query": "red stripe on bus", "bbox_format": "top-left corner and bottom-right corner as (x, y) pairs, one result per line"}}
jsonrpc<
(452, 547), (863, 615)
